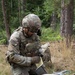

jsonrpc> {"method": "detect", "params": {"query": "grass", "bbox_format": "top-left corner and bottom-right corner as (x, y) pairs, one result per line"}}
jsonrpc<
(0, 45), (12, 75)
(49, 39), (75, 74)
(0, 40), (75, 75)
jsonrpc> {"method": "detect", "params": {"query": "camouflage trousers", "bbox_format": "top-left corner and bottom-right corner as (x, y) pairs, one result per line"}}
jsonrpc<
(11, 64), (37, 75)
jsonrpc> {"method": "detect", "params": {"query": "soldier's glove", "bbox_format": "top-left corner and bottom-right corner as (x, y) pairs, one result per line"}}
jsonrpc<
(31, 56), (40, 64)
(42, 53), (50, 62)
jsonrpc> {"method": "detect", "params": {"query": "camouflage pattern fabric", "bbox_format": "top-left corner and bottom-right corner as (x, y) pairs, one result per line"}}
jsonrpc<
(42, 47), (52, 68)
(6, 27), (41, 75)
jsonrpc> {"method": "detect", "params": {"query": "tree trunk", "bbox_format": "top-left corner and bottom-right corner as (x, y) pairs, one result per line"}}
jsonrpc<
(68, 0), (74, 36)
(60, 0), (74, 37)
(60, 0), (74, 47)
(21, 0), (26, 17)
(23, 0), (26, 11)
(60, 0), (65, 37)
(18, 0), (21, 26)
(51, 11), (57, 30)
(1, 0), (11, 41)
(65, 0), (74, 37)
(18, 0), (26, 26)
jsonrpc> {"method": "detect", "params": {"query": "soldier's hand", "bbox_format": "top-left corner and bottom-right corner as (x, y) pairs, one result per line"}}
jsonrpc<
(42, 53), (50, 62)
(31, 56), (40, 64)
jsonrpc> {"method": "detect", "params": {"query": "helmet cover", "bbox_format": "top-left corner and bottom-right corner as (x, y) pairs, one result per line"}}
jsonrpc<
(22, 14), (41, 32)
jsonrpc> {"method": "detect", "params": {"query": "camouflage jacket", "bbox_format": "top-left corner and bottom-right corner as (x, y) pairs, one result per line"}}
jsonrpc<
(6, 27), (41, 67)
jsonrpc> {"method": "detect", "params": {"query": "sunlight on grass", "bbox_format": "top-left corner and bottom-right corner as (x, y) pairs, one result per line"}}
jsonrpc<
(50, 39), (75, 74)
(0, 46), (11, 75)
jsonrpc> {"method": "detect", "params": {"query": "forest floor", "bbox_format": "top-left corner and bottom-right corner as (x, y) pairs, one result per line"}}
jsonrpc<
(0, 40), (75, 75)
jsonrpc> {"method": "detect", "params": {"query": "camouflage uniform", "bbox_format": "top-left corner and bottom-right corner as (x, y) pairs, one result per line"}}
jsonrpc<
(6, 14), (51, 75)
(6, 27), (41, 75)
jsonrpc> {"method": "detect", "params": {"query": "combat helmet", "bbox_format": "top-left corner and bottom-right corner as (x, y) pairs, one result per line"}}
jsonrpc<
(22, 14), (41, 33)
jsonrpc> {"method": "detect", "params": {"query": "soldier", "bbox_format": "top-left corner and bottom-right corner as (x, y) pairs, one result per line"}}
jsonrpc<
(6, 14), (51, 75)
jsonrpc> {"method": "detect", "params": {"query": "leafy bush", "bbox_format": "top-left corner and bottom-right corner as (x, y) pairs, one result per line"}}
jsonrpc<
(0, 30), (7, 44)
(40, 27), (62, 42)
(0, 39), (6, 44)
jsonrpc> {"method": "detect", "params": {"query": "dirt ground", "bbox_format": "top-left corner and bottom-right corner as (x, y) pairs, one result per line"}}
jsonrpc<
(0, 40), (75, 75)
